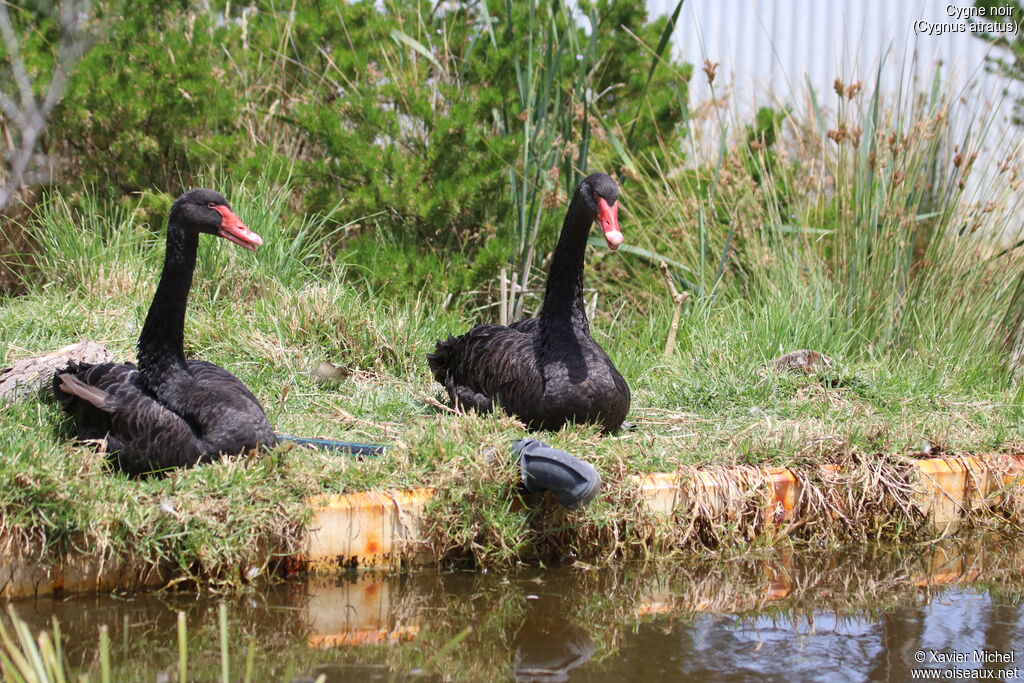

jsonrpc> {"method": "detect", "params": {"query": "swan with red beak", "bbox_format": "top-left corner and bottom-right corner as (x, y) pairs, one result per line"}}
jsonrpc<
(52, 188), (278, 476)
(428, 172), (631, 433)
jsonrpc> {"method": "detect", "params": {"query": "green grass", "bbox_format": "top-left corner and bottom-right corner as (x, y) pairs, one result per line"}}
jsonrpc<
(0, 185), (1019, 575)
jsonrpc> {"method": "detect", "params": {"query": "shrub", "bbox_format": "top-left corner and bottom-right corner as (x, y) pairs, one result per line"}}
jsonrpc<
(51, 0), (244, 193)
(31, 0), (691, 292)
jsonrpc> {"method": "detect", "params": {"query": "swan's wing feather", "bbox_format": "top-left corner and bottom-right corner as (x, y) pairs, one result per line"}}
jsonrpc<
(56, 372), (111, 409)
(428, 324), (542, 410)
(53, 362), (138, 440)
(54, 361), (204, 474)
(53, 362), (137, 402)
(103, 384), (205, 474)
(186, 360), (261, 405)
(183, 359), (276, 453)
(508, 317), (540, 334)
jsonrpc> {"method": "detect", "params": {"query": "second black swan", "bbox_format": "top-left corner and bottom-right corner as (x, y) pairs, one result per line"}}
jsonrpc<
(428, 173), (630, 431)
(53, 189), (277, 475)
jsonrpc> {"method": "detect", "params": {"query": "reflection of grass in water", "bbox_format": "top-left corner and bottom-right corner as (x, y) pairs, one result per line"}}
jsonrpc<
(1, 594), (316, 682)
(4, 537), (1024, 680)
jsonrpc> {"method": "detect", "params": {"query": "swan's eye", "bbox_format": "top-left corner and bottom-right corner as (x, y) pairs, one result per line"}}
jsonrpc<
(207, 202), (216, 209)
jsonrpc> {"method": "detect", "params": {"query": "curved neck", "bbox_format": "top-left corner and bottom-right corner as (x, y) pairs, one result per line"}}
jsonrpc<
(539, 194), (593, 329)
(137, 221), (197, 387)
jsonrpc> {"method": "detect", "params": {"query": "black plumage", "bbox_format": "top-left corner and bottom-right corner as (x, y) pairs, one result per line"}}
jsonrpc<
(428, 173), (631, 432)
(53, 189), (277, 475)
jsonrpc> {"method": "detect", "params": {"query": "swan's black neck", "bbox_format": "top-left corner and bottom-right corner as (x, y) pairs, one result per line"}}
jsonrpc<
(539, 193), (593, 332)
(137, 220), (197, 388)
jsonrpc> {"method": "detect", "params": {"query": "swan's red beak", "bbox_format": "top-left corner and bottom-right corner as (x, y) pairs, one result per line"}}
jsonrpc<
(596, 196), (623, 250)
(212, 205), (263, 252)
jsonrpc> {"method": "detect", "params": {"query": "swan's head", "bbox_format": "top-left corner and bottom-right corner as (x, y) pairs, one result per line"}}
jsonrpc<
(171, 189), (264, 252)
(579, 173), (623, 250)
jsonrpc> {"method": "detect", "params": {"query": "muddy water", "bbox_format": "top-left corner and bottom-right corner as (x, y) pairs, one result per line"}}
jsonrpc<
(7, 538), (1024, 682)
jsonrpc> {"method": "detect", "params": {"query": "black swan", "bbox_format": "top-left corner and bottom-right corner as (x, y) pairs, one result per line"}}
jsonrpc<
(427, 173), (630, 431)
(53, 189), (277, 475)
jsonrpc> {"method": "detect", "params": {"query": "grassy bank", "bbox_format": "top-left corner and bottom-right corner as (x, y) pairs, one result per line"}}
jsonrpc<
(3, 23), (1024, 575)
(1, 174), (1023, 576)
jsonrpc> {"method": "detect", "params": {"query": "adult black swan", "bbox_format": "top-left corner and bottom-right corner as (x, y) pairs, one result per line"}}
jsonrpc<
(428, 173), (630, 432)
(53, 189), (277, 475)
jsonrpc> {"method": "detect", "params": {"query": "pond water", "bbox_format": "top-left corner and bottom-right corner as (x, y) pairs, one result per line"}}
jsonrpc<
(7, 537), (1024, 682)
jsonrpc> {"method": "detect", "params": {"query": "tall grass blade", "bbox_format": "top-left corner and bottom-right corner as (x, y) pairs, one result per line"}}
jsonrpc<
(243, 639), (256, 683)
(625, 0), (686, 153)
(767, 224), (833, 235)
(177, 612), (187, 683)
(597, 115), (637, 175)
(477, 0), (498, 48)
(0, 609), (32, 682)
(0, 646), (28, 683)
(12, 616), (46, 682)
(219, 603), (229, 683)
(423, 626), (473, 671)
(99, 625), (110, 683)
(390, 29), (445, 75)
(806, 76), (825, 137)
(51, 618), (63, 683)
(713, 217), (737, 298)
(37, 632), (65, 683)
(587, 237), (697, 292)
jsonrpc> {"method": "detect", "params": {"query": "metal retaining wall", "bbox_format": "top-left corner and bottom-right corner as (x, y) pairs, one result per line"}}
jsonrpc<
(3, 454), (1023, 598)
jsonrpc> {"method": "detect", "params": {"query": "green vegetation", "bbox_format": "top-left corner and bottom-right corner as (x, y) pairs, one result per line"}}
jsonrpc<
(6, 0), (688, 279)
(1, 0), (1024, 576)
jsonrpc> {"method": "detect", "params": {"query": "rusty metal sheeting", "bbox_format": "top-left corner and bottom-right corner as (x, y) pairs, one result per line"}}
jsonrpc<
(6, 455), (1024, 597)
(0, 558), (167, 598)
(635, 455), (1024, 529)
(913, 454), (1024, 525)
(295, 455), (1024, 572)
(300, 488), (436, 572)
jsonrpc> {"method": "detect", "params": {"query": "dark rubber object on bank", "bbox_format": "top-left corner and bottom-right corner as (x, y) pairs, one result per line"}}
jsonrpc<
(513, 438), (602, 509)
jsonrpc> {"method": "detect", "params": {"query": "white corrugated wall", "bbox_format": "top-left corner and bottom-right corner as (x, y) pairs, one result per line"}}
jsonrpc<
(645, 0), (1007, 111)
(642, 0), (1022, 232)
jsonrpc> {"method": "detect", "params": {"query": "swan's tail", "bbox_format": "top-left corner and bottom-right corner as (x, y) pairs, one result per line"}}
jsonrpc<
(55, 371), (111, 410)
(273, 433), (387, 456)
(426, 334), (494, 413)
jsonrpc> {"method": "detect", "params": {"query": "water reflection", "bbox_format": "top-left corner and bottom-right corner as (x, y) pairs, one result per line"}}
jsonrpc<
(6, 536), (1024, 682)
(512, 603), (595, 682)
